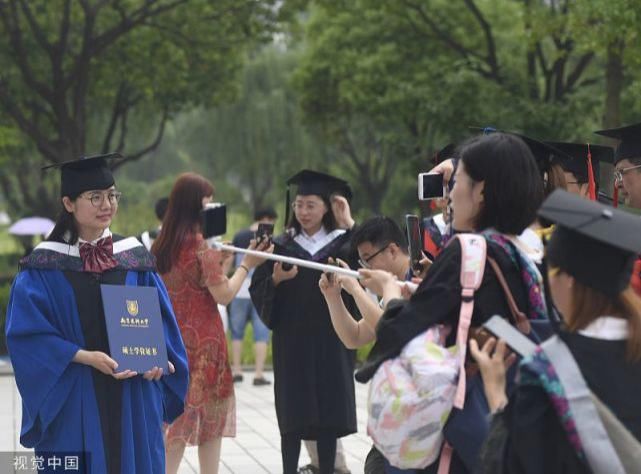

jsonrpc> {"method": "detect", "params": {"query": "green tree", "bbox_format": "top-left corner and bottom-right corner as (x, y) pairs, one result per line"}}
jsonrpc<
(0, 0), (276, 217)
(128, 45), (332, 223)
(291, 0), (641, 216)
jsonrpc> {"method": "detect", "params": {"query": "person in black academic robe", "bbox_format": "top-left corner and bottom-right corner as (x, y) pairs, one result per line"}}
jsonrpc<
(250, 170), (358, 474)
(5, 154), (189, 474)
(471, 190), (641, 474)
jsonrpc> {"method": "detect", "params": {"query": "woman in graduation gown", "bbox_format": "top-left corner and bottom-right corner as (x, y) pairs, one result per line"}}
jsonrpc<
(357, 133), (549, 473)
(250, 170), (358, 474)
(5, 154), (189, 474)
(471, 190), (641, 474)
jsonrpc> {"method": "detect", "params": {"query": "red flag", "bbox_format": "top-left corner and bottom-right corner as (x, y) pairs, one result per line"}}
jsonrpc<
(423, 229), (441, 259)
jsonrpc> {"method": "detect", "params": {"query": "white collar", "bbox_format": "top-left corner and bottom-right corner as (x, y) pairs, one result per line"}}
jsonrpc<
(294, 227), (346, 256)
(578, 316), (629, 340)
(33, 233), (143, 257)
(300, 227), (328, 242)
(77, 228), (112, 247)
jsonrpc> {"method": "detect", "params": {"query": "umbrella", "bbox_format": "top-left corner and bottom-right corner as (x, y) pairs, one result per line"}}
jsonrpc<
(8, 217), (55, 236)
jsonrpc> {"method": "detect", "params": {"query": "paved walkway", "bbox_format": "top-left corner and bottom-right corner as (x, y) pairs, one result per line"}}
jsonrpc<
(0, 365), (371, 473)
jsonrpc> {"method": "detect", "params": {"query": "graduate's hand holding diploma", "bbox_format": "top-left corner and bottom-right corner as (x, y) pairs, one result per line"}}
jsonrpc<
(73, 349), (176, 380)
(143, 362), (175, 381)
(73, 349), (137, 379)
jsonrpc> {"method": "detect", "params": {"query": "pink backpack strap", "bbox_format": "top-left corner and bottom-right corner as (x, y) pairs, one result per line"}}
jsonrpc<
(438, 234), (487, 474)
(452, 234), (487, 409)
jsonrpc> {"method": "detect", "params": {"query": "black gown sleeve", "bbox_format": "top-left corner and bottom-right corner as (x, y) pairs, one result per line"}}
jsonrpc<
(480, 383), (589, 474)
(249, 258), (278, 329)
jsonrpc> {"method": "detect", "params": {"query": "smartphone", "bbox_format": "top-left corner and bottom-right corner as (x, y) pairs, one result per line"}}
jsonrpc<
(418, 173), (446, 201)
(255, 222), (274, 245)
(480, 315), (537, 358)
(200, 203), (227, 239)
(405, 214), (424, 274)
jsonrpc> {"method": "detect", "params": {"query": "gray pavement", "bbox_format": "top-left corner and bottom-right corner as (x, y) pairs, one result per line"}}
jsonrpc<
(0, 370), (371, 473)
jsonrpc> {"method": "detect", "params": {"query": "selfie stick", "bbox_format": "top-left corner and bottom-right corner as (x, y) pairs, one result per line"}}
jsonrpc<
(210, 241), (420, 293)
(210, 241), (361, 278)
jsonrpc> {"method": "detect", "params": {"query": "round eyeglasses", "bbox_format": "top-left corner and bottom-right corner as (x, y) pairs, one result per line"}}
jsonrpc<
(81, 191), (122, 208)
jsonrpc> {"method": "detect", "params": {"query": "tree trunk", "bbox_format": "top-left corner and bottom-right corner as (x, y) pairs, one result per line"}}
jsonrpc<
(603, 40), (625, 129)
(601, 40), (625, 199)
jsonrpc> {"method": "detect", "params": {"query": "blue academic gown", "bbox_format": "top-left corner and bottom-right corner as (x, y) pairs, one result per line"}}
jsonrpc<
(5, 236), (189, 474)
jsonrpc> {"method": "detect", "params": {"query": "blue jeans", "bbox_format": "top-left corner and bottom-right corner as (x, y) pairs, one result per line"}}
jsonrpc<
(229, 298), (270, 342)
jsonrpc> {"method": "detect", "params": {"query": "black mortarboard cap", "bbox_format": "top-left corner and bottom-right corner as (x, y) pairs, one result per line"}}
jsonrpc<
(284, 169), (353, 227)
(594, 122), (641, 165)
(510, 134), (572, 174)
(42, 152), (121, 197)
(538, 189), (641, 296)
(286, 169), (353, 200)
(546, 142), (614, 185)
(469, 127), (571, 175)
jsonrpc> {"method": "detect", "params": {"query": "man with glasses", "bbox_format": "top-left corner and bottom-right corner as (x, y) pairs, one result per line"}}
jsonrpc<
(596, 122), (641, 295)
(319, 216), (413, 350)
(596, 122), (641, 209)
(318, 216), (412, 474)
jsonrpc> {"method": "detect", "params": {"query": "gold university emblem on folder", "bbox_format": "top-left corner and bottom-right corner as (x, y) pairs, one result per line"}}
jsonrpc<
(126, 300), (139, 316)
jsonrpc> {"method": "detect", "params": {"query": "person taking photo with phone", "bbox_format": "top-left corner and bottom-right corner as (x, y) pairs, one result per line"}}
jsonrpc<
(229, 207), (278, 386)
(356, 133), (549, 473)
(153, 173), (271, 474)
(250, 170), (357, 474)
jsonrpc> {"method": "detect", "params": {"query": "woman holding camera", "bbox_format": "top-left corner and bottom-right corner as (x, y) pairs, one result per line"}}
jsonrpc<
(153, 172), (270, 474)
(250, 170), (358, 474)
(357, 133), (549, 473)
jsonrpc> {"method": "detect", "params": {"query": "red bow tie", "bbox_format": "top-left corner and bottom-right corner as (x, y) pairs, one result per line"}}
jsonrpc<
(79, 236), (118, 273)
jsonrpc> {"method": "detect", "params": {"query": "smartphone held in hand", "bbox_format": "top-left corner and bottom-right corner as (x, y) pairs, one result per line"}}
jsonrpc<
(255, 222), (274, 245)
(418, 173), (446, 201)
(405, 214), (424, 275)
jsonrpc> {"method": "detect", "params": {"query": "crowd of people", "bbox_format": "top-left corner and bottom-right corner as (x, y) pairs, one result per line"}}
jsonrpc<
(4, 121), (641, 474)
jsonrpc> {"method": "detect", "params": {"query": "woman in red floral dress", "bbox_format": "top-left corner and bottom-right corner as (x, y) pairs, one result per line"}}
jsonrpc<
(153, 173), (270, 474)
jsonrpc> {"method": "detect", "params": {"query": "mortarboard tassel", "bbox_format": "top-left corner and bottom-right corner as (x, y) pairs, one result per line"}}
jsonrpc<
(586, 144), (596, 201)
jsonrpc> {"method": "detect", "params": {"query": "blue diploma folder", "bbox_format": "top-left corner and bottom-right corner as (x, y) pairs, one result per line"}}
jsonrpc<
(101, 284), (169, 373)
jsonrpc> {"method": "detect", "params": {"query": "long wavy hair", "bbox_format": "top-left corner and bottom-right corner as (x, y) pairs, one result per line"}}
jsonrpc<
(152, 173), (214, 273)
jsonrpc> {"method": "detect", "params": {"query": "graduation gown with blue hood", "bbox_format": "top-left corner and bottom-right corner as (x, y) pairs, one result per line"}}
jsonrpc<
(5, 235), (189, 474)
